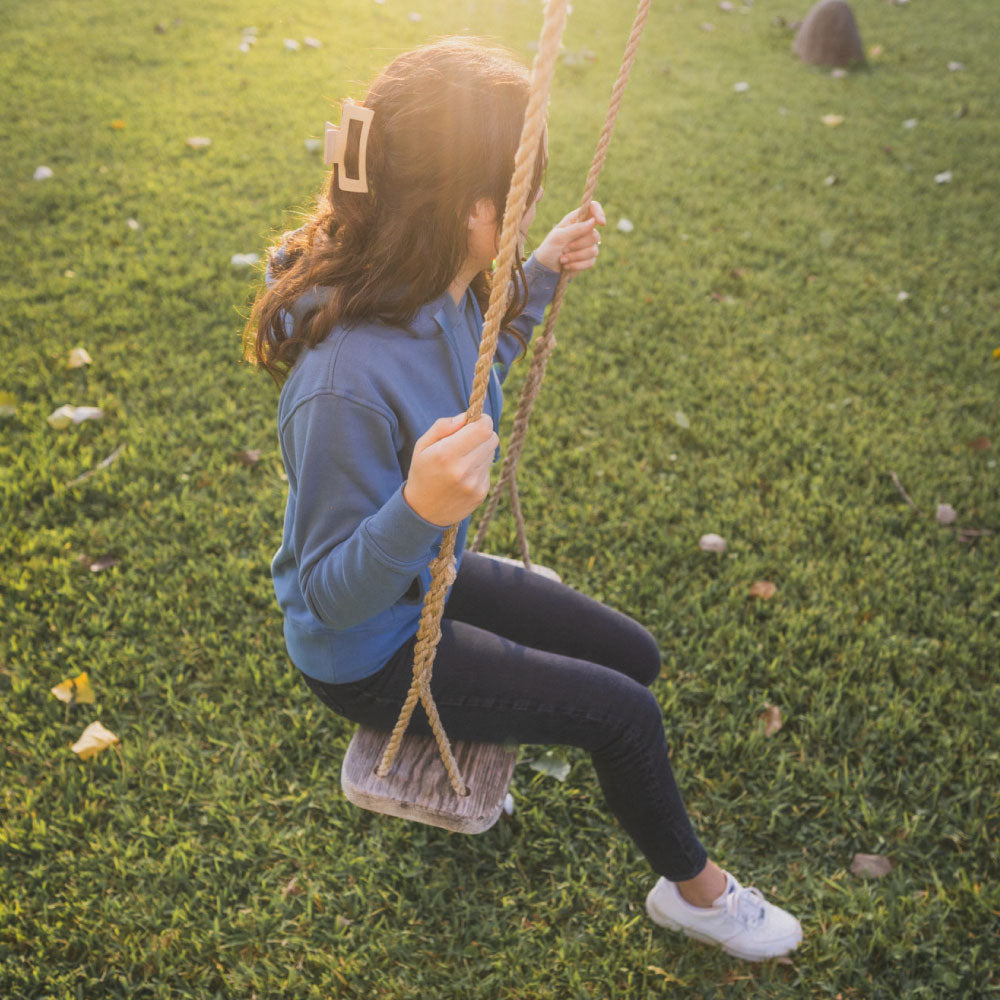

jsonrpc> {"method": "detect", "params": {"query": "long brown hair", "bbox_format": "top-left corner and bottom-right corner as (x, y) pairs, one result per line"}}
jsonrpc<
(245, 38), (547, 384)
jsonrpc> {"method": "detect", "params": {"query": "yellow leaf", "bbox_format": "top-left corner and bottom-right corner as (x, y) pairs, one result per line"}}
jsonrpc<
(821, 114), (845, 127)
(51, 672), (95, 705)
(71, 721), (119, 760)
(67, 347), (93, 369)
(111, 119), (127, 130)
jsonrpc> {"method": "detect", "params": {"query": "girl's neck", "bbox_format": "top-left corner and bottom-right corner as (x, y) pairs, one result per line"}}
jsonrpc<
(447, 257), (482, 306)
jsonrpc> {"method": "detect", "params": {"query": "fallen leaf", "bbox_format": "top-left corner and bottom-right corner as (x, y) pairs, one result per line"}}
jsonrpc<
(718, 0), (735, 10)
(47, 405), (104, 429)
(0, 390), (17, 416)
(408, 12), (423, 23)
(700, 21), (716, 31)
(830, 68), (847, 79)
(947, 61), (964, 72)
(733, 81), (750, 92)
(304, 37), (321, 48)
(851, 853), (892, 878)
(936, 503), (957, 525)
(903, 118), (918, 129)
(934, 170), (953, 184)
(616, 218), (634, 234)
(897, 291), (910, 302)
(503, 792), (515, 816)
(749, 580), (777, 600)
(530, 750), (570, 782)
(127, 218), (141, 231)
(238, 40), (252, 53)
(993, 348), (1000, 361)
(67, 347), (93, 369)
(231, 252), (260, 269)
(237, 449), (262, 466)
(185, 136), (211, 149)
(699, 533), (727, 554)
(283, 876), (304, 897)
(34, 165), (54, 181)
(954, 104), (968, 120)
(759, 703), (782, 736)
(71, 721), (120, 760)
(51, 672), (96, 705)
(968, 436), (991, 451)
(673, 410), (690, 430)
(111, 119), (126, 130)
(825, 174), (838, 186)
(821, 114), (844, 127)
(284, 38), (301, 51)
(869, 44), (884, 58)
(89, 555), (120, 573)
(305, 137), (322, 153)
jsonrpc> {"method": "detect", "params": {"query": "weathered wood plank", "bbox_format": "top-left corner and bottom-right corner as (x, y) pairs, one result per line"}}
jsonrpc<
(339, 556), (558, 833)
(341, 726), (517, 834)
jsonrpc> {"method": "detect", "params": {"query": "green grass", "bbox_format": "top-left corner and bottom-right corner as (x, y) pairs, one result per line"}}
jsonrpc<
(2, 0), (998, 996)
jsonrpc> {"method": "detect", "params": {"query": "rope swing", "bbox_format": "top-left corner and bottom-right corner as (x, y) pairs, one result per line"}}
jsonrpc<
(342, 0), (652, 831)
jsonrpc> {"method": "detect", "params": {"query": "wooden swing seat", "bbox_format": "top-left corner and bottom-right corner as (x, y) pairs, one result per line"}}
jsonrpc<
(341, 557), (560, 834)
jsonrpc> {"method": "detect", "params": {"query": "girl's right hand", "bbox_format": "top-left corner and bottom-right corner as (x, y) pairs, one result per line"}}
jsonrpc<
(403, 414), (499, 527)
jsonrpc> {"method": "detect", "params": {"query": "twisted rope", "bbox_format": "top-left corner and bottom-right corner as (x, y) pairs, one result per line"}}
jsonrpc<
(376, 0), (571, 793)
(472, 0), (652, 559)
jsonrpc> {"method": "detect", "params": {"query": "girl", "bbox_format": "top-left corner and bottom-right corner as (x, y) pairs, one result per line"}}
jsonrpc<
(245, 38), (801, 963)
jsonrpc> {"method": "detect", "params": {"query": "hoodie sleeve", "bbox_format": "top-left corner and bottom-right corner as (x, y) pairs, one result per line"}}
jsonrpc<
(494, 254), (561, 378)
(281, 390), (443, 630)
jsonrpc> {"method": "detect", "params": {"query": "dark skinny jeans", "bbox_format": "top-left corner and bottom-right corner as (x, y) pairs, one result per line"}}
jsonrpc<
(303, 551), (708, 881)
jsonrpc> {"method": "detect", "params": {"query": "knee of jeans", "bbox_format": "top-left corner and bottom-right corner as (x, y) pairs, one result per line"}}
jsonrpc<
(630, 686), (668, 742)
(631, 624), (662, 687)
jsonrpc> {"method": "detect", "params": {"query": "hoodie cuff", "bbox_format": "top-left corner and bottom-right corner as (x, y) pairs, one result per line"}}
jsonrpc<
(361, 484), (444, 571)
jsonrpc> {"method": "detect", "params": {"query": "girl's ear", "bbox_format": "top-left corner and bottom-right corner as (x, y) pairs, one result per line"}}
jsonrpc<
(468, 197), (498, 229)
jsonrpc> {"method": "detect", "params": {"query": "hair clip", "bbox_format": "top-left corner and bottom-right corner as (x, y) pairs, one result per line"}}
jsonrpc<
(325, 99), (374, 193)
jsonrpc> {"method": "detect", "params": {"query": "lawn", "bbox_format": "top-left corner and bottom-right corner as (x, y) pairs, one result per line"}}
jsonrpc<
(1, 0), (998, 996)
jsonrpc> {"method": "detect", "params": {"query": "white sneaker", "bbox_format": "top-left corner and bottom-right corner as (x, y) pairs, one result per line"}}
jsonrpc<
(646, 872), (802, 962)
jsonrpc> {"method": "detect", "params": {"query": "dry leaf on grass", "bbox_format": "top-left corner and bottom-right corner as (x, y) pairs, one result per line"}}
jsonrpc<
(759, 703), (783, 736)
(699, 533), (727, 553)
(47, 405), (104, 429)
(936, 504), (957, 525)
(67, 347), (93, 369)
(237, 449), (262, 466)
(968, 436), (991, 452)
(850, 853), (892, 878)
(89, 555), (120, 573)
(749, 580), (777, 600)
(71, 721), (119, 760)
(51, 672), (95, 705)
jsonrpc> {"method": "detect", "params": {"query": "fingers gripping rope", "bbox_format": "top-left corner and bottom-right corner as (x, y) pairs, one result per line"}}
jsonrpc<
(472, 0), (653, 561)
(376, 0), (572, 795)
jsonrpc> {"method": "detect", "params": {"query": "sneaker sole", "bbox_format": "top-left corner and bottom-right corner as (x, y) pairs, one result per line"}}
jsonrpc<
(646, 895), (802, 963)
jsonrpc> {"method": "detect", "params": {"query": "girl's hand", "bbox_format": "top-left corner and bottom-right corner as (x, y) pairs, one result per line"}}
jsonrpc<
(403, 414), (499, 527)
(532, 200), (606, 276)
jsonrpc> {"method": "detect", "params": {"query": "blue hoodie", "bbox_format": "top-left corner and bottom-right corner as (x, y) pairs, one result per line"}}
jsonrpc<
(271, 255), (560, 683)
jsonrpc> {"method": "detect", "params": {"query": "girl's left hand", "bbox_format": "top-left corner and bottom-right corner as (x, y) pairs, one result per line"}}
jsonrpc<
(532, 200), (606, 276)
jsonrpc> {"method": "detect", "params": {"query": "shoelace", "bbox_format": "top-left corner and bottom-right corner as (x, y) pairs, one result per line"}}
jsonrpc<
(722, 886), (767, 929)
